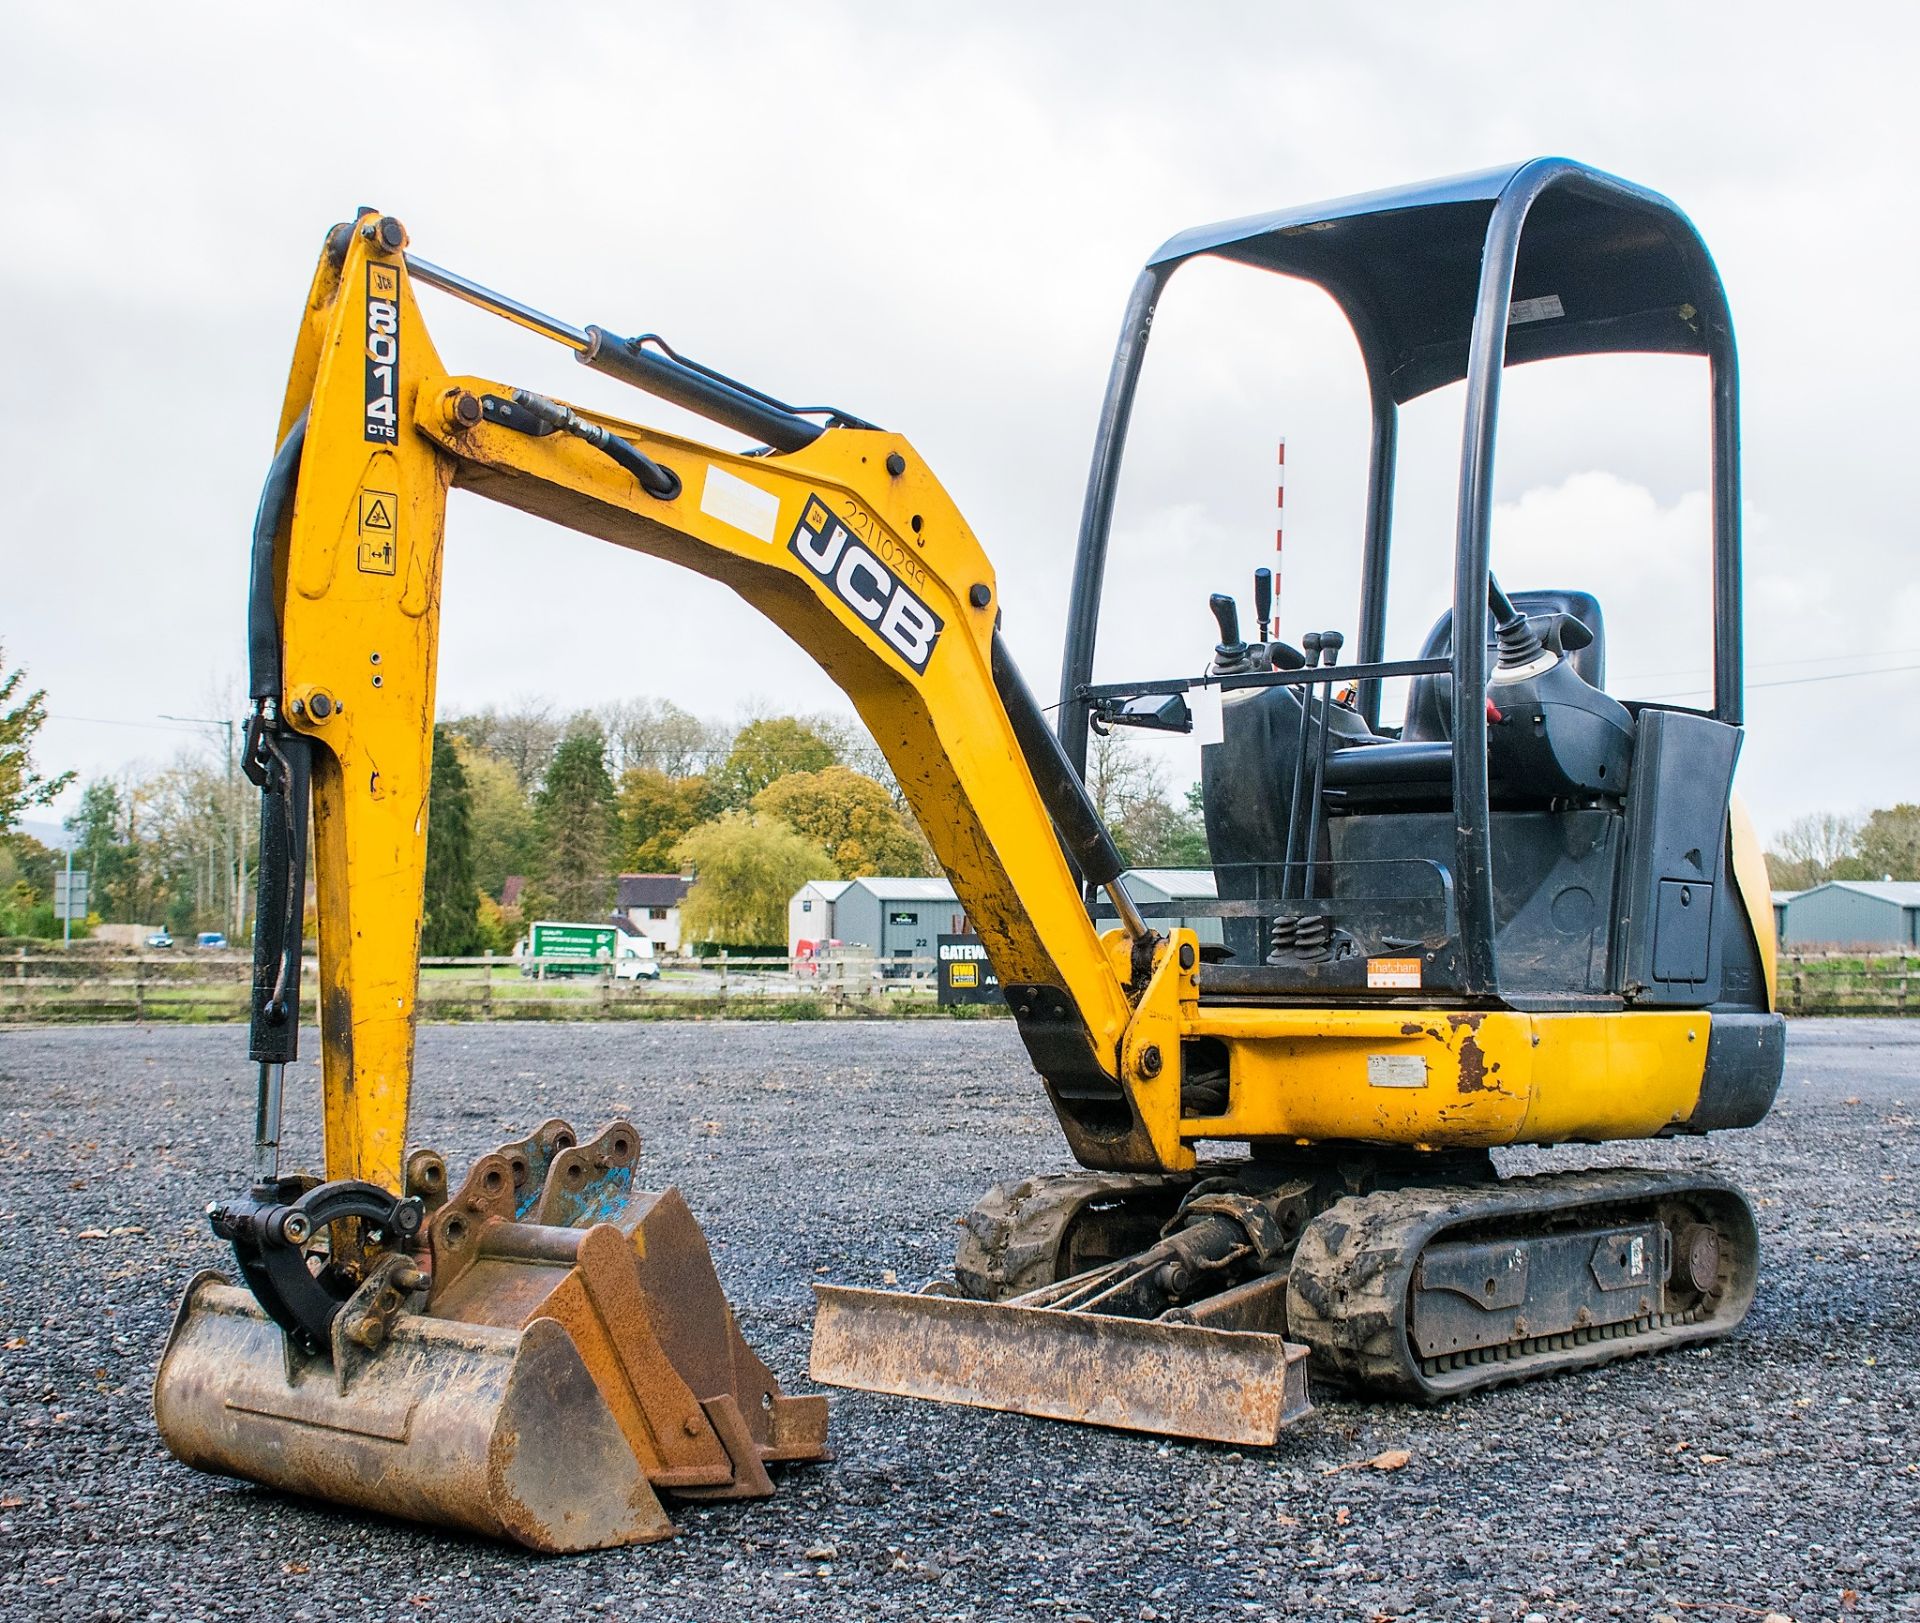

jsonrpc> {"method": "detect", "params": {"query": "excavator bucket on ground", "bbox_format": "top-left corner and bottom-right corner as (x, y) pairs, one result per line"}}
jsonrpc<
(156, 1120), (828, 1553)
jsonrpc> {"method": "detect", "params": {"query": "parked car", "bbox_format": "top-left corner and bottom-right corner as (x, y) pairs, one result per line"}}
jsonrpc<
(145, 929), (174, 949)
(195, 931), (229, 950)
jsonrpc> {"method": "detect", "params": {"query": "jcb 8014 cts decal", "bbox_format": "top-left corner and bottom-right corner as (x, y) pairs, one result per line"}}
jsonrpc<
(364, 263), (399, 444)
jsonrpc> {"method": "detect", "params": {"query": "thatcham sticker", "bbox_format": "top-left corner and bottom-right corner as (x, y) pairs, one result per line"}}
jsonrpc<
(789, 498), (943, 672)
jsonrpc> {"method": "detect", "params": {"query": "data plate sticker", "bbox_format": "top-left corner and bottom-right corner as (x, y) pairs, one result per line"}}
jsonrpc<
(1367, 1053), (1428, 1089)
(700, 465), (781, 542)
(1507, 292), (1565, 326)
(1366, 955), (1422, 990)
(364, 263), (400, 443)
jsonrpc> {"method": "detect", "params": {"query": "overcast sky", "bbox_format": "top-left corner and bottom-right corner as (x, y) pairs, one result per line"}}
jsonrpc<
(3, 1), (1914, 844)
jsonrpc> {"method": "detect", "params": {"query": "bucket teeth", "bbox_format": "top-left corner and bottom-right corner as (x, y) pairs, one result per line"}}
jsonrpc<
(155, 1118), (827, 1552)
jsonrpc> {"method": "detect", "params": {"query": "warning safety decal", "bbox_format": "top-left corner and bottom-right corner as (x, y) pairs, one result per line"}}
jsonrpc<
(357, 488), (397, 575)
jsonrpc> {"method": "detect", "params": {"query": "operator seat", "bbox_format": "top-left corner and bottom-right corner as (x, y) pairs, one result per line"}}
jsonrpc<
(1401, 589), (1607, 742)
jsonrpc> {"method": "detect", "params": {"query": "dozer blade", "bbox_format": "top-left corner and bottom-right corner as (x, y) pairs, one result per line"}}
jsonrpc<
(156, 1121), (828, 1553)
(810, 1284), (1312, 1447)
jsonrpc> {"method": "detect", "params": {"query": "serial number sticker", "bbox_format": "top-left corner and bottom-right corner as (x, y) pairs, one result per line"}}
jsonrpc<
(1367, 1053), (1428, 1089)
(1366, 955), (1422, 990)
(699, 464), (781, 542)
(364, 264), (400, 443)
(1507, 292), (1565, 326)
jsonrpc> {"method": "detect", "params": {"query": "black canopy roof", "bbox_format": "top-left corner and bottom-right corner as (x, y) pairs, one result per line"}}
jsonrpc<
(1148, 158), (1731, 403)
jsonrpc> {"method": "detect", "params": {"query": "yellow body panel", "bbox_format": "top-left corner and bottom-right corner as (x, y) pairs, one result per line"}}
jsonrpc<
(1728, 793), (1778, 1011)
(1109, 930), (1705, 1165)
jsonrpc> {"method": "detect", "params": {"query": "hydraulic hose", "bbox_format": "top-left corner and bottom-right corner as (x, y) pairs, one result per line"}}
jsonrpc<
(247, 410), (309, 702)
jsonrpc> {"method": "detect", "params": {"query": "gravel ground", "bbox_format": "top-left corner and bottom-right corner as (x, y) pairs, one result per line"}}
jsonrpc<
(1, 1018), (1915, 1622)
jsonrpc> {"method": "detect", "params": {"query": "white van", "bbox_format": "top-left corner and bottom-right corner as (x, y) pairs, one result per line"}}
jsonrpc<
(614, 935), (661, 981)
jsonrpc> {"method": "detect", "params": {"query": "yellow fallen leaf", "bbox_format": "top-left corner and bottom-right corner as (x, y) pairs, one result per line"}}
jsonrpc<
(1324, 1447), (1413, 1475)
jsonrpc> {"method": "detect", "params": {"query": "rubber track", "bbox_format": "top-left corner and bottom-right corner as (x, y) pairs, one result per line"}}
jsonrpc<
(1284, 1167), (1759, 1401)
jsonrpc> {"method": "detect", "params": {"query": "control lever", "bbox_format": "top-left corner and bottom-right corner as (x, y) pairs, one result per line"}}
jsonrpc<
(1253, 569), (1273, 643)
(1303, 631), (1343, 898)
(1210, 593), (1250, 673)
(1280, 631), (1324, 901)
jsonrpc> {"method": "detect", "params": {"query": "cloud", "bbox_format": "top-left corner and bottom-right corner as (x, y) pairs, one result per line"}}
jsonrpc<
(2, 1), (1913, 847)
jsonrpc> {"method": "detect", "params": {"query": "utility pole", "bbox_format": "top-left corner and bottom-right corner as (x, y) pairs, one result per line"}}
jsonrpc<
(161, 714), (242, 941)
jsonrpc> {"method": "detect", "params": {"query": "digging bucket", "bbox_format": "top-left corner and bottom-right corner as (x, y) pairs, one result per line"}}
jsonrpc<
(155, 1120), (828, 1553)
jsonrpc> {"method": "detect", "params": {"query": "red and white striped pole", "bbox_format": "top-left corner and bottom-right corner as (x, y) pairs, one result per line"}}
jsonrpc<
(1273, 436), (1286, 632)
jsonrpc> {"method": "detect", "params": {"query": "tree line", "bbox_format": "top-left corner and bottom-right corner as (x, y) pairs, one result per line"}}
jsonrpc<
(2, 640), (1212, 953)
(1764, 806), (1920, 891)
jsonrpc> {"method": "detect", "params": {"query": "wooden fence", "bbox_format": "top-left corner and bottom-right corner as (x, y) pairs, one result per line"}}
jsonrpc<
(0, 949), (956, 1025)
(1775, 952), (1920, 1016)
(4, 946), (1914, 1023)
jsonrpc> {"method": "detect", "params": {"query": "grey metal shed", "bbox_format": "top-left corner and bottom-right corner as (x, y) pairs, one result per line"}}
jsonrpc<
(1093, 869), (1225, 947)
(831, 877), (964, 972)
(1779, 881), (1920, 950)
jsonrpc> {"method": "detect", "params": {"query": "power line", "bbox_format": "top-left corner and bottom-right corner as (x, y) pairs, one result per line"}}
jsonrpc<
(49, 713), (210, 732)
(1640, 662), (1920, 701)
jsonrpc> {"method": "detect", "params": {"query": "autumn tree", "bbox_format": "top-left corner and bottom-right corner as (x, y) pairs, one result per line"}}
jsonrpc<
(752, 766), (933, 877)
(674, 813), (835, 948)
(1766, 811), (1862, 891)
(531, 726), (618, 921)
(421, 726), (483, 955)
(617, 767), (710, 871)
(0, 643), (72, 832)
(440, 703), (570, 793)
(706, 718), (838, 810)
(600, 697), (727, 779)
(65, 779), (143, 922)
(1084, 731), (1209, 866)
(0, 832), (57, 936)
(1849, 804), (1920, 882)
(456, 739), (540, 900)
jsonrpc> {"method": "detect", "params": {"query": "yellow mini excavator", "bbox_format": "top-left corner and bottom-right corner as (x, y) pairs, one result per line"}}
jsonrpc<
(155, 159), (1784, 1549)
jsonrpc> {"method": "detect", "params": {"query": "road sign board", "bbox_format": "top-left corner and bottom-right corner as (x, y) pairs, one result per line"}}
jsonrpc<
(936, 933), (1002, 1007)
(53, 870), (90, 920)
(527, 921), (619, 977)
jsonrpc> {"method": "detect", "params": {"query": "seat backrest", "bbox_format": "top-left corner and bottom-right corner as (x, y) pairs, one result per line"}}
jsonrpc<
(1402, 589), (1607, 742)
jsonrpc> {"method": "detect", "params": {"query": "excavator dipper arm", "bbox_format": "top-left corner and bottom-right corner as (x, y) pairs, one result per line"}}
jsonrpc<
(256, 215), (1154, 1198)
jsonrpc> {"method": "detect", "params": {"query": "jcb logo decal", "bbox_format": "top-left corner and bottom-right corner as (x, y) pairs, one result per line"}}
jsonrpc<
(789, 499), (942, 673)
